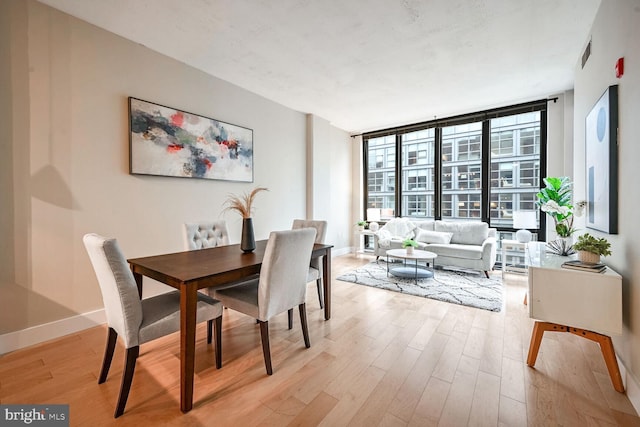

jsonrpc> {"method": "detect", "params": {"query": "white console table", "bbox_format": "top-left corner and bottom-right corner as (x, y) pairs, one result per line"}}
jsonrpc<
(526, 242), (624, 392)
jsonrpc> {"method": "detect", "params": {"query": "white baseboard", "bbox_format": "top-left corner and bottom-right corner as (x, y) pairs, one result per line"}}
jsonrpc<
(332, 246), (353, 257)
(621, 355), (640, 414)
(0, 309), (105, 355)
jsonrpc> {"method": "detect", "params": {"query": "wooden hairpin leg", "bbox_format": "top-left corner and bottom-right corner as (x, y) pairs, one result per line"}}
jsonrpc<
(527, 321), (624, 392)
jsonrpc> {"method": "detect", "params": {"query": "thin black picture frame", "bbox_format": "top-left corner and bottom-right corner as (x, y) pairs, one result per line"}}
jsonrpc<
(585, 85), (618, 234)
(128, 97), (254, 183)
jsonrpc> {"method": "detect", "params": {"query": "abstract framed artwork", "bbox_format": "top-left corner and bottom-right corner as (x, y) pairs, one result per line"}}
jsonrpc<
(129, 97), (253, 182)
(585, 85), (618, 234)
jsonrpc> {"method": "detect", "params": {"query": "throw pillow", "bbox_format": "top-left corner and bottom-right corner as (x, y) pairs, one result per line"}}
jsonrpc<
(415, 229), (453, 244)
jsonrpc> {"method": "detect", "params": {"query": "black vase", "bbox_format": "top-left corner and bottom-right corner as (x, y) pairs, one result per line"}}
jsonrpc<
(241, 218), (256, 253)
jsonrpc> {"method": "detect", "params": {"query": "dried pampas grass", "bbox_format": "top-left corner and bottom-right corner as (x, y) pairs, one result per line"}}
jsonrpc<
(223, 187), (268, 218)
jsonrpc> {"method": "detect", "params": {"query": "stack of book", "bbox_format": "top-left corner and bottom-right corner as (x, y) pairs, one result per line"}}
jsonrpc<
(561, 260), (607, 273)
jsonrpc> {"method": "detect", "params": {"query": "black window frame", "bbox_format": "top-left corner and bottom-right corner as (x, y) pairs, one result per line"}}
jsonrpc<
(363, 100), (548, 240)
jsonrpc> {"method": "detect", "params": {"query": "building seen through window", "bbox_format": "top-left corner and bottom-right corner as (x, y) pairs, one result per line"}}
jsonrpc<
(364, 103), (545, 246)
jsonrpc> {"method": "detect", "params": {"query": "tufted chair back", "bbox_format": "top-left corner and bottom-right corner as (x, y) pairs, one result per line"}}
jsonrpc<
(183, 221), (230, 250)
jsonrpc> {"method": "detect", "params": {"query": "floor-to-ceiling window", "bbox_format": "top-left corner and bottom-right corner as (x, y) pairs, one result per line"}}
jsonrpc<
(489, 112), (542, 235)
(365, 135), (396, 218)
(363, 100), (547, 250)
(401, 129), (435, 217)
(441, 122), (482, 220)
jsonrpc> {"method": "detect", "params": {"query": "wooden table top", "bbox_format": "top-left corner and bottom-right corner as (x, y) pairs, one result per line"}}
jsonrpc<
(128, 240), (332, 289)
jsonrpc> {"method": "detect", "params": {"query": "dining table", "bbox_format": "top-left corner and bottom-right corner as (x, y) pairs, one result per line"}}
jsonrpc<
(127, 239), (333, 413)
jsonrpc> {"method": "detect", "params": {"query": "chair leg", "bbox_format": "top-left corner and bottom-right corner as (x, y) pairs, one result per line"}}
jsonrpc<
(258, 321), (273, 375)
(484, 271), (490, 279)
(288, 309), (293, 330)
(299, 303), (311, 348)
(114, 346), (139, 418)
(214, 316), (222, 369)
(316, 279), (324, 309)
(207, 320), (213, 344)
(99, 327), (118, 384)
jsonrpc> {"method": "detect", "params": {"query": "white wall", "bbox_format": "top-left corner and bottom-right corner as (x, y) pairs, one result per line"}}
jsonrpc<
(306, 114), (353, 253)
(544, 91), (575, 239)
(0, 0), (352, 343)
(351, 136), (364, 248)
(573, 0), (640, 404)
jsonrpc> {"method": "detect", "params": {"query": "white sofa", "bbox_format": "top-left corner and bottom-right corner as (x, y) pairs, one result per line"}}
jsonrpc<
(373, 218), (497, 278)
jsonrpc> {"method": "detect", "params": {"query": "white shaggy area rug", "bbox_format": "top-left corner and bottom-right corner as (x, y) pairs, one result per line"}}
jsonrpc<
(337, 261), (503, 312)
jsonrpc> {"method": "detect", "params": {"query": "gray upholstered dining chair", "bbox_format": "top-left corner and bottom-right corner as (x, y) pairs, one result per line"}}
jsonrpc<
(292, 219), (327, 310)
(211, 228), (316, 375)
(83, 233), (223, 418)
(183, 220), (256, 300)
(183, 221), (230, 250)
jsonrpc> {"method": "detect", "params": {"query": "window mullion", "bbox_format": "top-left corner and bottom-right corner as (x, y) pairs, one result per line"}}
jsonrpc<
(434, 127), (442, 219)
(481, 120), (490, 223)
(395, 133), (401, 218)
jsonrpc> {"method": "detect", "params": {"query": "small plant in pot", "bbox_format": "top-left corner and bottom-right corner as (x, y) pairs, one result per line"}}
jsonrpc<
(572, 233), (612, 264)
(356, 220), (367, 231)
(402, 238), (419, 255)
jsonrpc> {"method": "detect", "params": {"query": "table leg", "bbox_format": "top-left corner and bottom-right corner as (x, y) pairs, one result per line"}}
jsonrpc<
(323, 248), (332, 320)
(131, 268), (143, 299)
(386, 254), (389, 277)
(600, 335), (624, 392)
(527, 321), (547, 366)
(180, 283), (198, 412)
(526, 321), (624, 392)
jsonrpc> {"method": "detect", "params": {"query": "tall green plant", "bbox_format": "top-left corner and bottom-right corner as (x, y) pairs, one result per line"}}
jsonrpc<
(536, 176), (575, 237)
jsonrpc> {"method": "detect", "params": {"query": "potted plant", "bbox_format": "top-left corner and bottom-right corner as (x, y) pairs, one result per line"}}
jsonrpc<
(223, 186), (268, 253)
(536, 177), (575, 235)
(572, 233), (612, 264)
(356, 220), (367, 231)
(402, 238), (419, 255)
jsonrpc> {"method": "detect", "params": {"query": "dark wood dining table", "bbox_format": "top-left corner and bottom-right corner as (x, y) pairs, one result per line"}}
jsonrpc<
(127, 240), (333, 413)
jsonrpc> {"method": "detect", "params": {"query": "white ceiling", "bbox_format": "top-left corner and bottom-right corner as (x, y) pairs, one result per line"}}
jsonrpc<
(37, 0), (600, 133)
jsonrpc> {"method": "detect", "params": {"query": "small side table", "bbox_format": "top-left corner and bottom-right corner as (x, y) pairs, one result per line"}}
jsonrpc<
(501, 239), (528, 279)
(355, 229), (376, 256)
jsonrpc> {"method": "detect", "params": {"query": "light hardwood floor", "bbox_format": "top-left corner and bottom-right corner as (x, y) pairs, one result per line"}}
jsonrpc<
(1, 254), (639, 426)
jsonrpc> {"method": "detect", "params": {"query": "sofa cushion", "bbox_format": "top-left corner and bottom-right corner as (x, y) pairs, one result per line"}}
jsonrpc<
(413, 220), (435, 232)
(428, 243), (483, 260)
(415, 229), (453, 244)
(434, 221), (489, 245)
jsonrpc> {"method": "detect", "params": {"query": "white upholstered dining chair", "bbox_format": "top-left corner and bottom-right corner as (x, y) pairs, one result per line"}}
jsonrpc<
(183, 220), (256, 298)
(291, 219), (327, 310)
(83, 233), (223, 418)
(183, 221), (230, 250)
(212, 228), (316, 375)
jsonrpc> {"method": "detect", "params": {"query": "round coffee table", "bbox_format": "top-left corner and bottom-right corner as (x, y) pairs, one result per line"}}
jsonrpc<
(386, 249), (438, 283)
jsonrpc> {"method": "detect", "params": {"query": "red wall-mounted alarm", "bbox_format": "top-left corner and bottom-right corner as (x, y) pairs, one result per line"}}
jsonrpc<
(615, 57), (624, 78)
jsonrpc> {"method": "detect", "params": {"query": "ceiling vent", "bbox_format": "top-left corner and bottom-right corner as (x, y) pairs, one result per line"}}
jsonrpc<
(581, 39), (592, 69)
